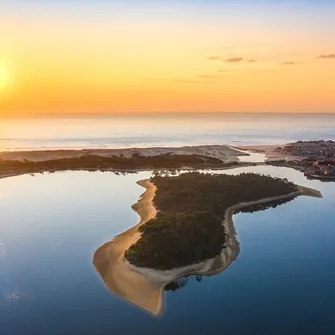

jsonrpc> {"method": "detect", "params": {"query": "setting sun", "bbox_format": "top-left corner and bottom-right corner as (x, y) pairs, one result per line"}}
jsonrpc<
(0, 63), (9, 90)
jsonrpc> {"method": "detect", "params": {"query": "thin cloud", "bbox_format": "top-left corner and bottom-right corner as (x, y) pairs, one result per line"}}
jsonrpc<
(208, 56), (256, 63)
(316, 54), (335, 59)
(196, 75), (217, 79)
(244, 69), (261, 74)
(218, 69), (261, 74)
(175, 80), (197, 83)
(279, 61), (300, 65)
(196, 74), (226, 80)
(225, 57), (243, 63)
(175, 79), (216, 84)
(176, 74), (225, 82)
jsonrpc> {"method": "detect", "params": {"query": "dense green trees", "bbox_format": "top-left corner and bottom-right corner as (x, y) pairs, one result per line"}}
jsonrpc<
(126, 212), (227, 270)
(0, 154), (225, 176)
(125, 172), (298, 270)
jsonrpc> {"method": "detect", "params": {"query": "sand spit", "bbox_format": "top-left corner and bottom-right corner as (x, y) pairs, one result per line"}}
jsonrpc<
(0, 145), (246, 162)
(93, 179), (322, 316)
(93, 180), (163, 316)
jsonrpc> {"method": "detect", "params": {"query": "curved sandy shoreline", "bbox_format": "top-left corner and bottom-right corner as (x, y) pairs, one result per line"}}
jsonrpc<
(223, 185), (322, 249)
(94, 178), (322, 316)
(127, 183), (322, 280)
(93, 180), (165, 316)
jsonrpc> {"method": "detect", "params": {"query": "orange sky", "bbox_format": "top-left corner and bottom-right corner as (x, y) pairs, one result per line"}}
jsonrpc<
(0, 1), (335, 116)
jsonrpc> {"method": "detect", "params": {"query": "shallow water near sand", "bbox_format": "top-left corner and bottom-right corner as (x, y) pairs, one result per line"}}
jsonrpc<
(0, 166), (335, 335)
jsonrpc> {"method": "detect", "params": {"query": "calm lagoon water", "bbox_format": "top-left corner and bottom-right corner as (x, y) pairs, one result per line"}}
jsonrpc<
(1, 167), (335, 334)
(1, 113), (335, 150)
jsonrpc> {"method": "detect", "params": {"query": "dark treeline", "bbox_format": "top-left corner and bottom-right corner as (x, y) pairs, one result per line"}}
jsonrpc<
(125, 172), (298, 270)
(0, 154), (227, 175)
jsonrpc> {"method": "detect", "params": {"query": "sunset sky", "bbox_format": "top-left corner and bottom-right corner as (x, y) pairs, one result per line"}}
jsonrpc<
(1, 0), (335, 116)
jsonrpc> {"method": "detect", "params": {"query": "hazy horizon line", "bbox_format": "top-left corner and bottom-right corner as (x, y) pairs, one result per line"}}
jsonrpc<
(1, 111), (335, 119)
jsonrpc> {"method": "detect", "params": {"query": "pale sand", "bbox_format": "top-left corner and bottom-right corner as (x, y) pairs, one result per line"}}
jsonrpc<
(233, 144), (285, 161)
(0, 172), (27, 180)
(0, 145), (246, 162)
(93, 179), (322, 316)
(93, 180), (164, 316)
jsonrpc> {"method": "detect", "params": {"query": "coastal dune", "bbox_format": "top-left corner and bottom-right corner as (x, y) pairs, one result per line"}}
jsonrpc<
(0, 145), (246, 162)
(0, 145), (251, 180)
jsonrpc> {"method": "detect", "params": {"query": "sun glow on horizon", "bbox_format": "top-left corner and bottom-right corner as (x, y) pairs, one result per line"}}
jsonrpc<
(0, 63), (9, 91)
(1, 1), (335, 115)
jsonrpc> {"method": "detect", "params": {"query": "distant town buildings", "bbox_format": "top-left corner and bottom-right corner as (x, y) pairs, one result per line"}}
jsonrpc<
(274, 140), (335, 179)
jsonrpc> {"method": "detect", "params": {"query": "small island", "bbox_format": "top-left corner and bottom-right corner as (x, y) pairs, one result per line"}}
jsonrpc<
(94, 173), (322, 315)
(125, 172), (305, 270)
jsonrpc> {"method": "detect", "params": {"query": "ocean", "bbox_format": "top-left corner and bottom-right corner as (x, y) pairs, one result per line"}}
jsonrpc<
(1, 113), (334, 151)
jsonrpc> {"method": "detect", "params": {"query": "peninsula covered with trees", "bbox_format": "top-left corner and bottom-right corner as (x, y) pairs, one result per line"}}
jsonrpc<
(0, 144), (252, 179)
(0, 153), (245, 178)
(125, 172), (299, 270)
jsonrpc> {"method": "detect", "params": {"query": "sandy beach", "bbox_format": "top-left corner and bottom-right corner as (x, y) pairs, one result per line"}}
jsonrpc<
(0, 145), (246, 162)
(93, 180), (165, 316)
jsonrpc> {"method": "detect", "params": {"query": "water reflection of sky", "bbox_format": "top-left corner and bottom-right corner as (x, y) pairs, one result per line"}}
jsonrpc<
(233, 148), (267, 163)
(0, 169), (334, 335)
(0, 241), (4, 260)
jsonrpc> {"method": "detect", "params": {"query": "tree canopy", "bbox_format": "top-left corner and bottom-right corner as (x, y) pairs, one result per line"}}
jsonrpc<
(125, 172), (297, 270)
